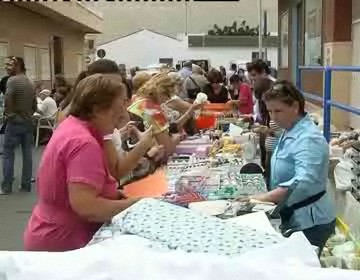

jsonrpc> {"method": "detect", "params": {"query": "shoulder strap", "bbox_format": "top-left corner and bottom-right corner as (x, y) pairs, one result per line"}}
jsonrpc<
(188, 76), (200, 89)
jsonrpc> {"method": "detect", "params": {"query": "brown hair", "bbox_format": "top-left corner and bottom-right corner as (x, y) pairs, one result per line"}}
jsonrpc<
(207, 69), (223, 84)
(69, 74), (126, 120)
(263, 80), (305, 115)
(136, 72), (177, 102)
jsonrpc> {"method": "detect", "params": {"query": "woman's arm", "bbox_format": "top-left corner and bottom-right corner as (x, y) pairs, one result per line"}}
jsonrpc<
(251, 187), (288, 204)
(103, 127), (153, 179)
(166, 97), (192, 114)
(68, 183), (139, 222)
(173, 103), (202, 130)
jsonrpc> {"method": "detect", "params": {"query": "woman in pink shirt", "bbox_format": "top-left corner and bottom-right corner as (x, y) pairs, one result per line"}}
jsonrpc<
(227, 74), (253, 114)
(24, 74), (139, 252)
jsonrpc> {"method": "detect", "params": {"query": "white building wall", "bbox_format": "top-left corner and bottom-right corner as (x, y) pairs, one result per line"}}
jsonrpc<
(98, 30), (278, 69)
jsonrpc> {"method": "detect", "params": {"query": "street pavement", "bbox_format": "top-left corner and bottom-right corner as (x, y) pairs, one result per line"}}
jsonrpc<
(0, 146), (43, 251)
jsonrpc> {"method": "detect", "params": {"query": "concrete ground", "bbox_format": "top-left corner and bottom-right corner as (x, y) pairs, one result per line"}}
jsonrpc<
(0, 146), (43, 251)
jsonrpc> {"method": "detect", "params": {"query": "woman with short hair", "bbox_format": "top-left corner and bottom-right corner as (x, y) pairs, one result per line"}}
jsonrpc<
(24, 74), (140, 252)
(247, 80), (336, 252)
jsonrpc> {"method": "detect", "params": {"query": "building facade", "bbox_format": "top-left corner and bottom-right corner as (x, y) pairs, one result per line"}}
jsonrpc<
(97, 29), (278, 69)
(278, 0), (359, 129)
(0, 2), (102, 86)
(85, 0), (278, 45)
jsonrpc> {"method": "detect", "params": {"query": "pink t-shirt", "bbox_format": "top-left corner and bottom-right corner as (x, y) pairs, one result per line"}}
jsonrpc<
(24, 116), (118, 252)
(238, 83), (254, 115)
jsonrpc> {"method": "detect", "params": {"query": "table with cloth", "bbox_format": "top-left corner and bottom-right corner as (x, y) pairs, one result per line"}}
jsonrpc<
(89, 133), (271, 256)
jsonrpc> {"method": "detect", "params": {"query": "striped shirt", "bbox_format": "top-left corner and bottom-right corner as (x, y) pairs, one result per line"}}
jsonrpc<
(265, 120), (282, 152)
(4, 74), (36, 121)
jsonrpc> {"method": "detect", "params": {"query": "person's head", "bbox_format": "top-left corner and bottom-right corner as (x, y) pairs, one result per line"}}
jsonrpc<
(54, 74), (67, 89)
(118, 64), (127, 78)
(254, 77), (273, 101)
(207, 69), (223, 93)
(183, 61), (192, 70)
(5, 56), (26, 76)
(229, 74), (241, 88)
(192, 64), (204, 75)
(247, 59), (271, 82)
(130, 67), (137, 77)
(175, 64), (181, 71)
(219, 66), (226, 75)
(88, 59), (119, 76)
(70, 74), (128, 135)
(55, 85), (70, 105)
(263, 80), (305, 129)
(137, 72), (177, 104)
(61, 59), (122, 110)
(39, 89), (52, 101)
(230, 63), (237, 71)
(132, 72), (152, 94)
(34, 81), (44, 95)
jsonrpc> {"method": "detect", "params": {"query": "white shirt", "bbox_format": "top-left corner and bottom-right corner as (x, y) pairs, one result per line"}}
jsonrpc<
(112, 128), (125, 156)
(37, 96), (58, 118)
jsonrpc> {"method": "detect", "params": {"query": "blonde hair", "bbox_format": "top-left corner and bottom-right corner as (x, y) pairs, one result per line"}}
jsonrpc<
(167, 72), (184, 87)
(136, 72), (177, 101)
(132, 72), (152, 92)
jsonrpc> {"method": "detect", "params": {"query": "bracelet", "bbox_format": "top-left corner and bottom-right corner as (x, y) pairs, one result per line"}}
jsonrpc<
(103, 134), (113, 141)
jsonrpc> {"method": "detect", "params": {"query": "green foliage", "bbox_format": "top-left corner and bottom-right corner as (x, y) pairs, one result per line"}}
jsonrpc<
(207, 20), (270, 36)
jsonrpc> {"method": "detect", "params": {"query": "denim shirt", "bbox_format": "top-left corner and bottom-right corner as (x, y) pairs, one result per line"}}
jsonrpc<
(270, 115), (336, 231)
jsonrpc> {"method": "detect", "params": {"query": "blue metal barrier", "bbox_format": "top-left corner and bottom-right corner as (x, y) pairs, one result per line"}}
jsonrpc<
(296, 65), (360, 142)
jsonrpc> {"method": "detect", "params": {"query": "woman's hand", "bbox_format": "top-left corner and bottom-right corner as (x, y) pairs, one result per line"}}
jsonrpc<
(190, 102), (203, 112)
(253, 125), (269, 135)
(136, 126), (154, 149)
(147, 145), (165, 162)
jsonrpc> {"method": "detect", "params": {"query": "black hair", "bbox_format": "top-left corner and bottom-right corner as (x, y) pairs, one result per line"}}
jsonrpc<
(61, 59), (121, 110)
(230, 63), (237, 71)
(88, 59), (119, 75)
(247, 59), (270, 75)
(229, 74), (241, 84)
(254, 77), (274, 126)
(263, 80), (305, 115)
(8, 56), (26, 73)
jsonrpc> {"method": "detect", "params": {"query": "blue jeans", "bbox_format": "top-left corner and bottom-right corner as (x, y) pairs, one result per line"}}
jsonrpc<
(1, 119), (33, 192)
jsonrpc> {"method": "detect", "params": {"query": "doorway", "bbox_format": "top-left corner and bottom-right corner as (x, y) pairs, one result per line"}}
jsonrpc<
(53, 36), (63, 75)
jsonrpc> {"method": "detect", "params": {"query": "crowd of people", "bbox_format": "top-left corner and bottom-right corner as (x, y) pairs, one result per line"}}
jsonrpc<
(0, 56), (335, 254)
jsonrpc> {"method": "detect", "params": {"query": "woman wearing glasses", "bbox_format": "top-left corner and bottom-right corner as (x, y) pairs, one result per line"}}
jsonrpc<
(246, 80), (335, 252)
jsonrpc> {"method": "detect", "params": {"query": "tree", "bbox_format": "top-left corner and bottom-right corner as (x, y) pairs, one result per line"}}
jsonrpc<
(207, 20), (259, 36)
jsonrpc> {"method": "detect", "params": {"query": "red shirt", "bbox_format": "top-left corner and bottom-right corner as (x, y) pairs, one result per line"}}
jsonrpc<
(238, 83), (253, 114)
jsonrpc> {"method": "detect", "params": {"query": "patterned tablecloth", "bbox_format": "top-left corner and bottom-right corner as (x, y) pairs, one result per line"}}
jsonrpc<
(89, 198), (283, 257)
(90, 156), (267, 247)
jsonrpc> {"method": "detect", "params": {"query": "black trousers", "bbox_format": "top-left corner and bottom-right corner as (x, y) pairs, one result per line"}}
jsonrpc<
(302, 220), (336, 254)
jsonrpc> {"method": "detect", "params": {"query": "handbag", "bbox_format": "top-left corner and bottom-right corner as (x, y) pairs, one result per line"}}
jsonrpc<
(187, 76), (201, 100)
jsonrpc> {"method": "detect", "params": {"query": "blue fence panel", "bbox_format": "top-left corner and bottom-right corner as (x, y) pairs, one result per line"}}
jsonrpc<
(297, 65), (360, 142)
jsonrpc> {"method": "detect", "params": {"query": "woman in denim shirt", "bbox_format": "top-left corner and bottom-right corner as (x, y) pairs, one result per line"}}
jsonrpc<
(250, 80), (336, 251)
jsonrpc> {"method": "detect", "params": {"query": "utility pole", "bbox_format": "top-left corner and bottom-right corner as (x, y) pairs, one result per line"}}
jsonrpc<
(258, 0), (263, 59)
(185, 1), (188, 35)
(264, 9), (268, 62)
